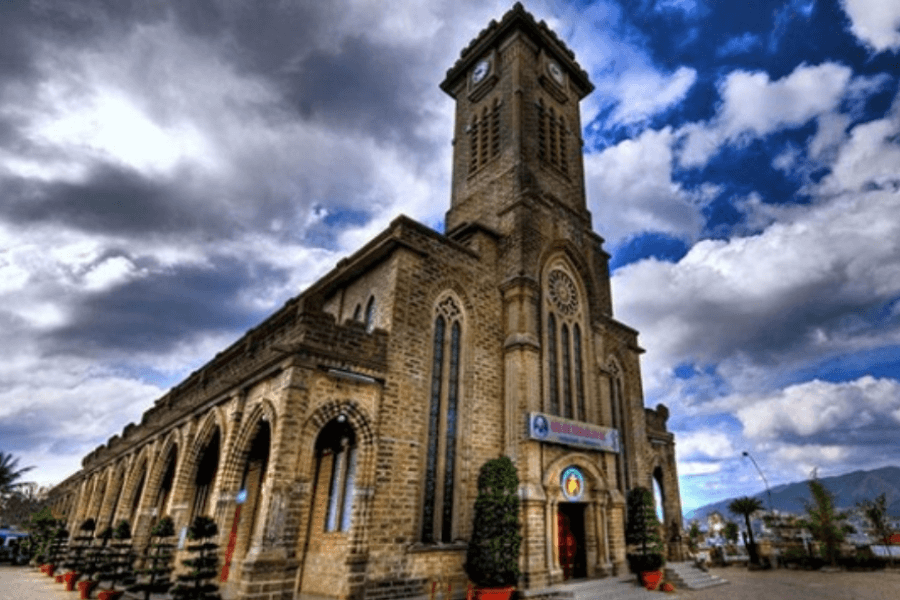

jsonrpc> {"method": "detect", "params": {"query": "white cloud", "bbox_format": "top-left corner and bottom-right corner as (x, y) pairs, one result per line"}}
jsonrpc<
(679, 461), (722, 476)
(678, 63), (852, 167)
(817, 104), (900, 195)
(556, 1), (697, 129)
(840, 0), (900, 53)
(678, 430), (735, 459)
(607, 67), (698, 127)
(734, 376), (900, 439)
(613, 183), (900, 395)
(717, 33), (761, 57)
(585, 126), (710, 244)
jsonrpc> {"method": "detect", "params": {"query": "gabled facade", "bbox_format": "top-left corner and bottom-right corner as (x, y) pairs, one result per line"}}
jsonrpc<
(49, 4), (683, 599)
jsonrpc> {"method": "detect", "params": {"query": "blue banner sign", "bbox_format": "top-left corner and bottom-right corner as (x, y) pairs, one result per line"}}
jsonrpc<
(528, 412), (619, 453)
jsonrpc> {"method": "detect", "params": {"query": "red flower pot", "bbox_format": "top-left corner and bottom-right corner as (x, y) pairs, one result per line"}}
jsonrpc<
(641, 570), (663, 590)
(77, 580), (98, 600)
(46, 564), (56, 577)
(97, 591), (124, 600)
(64, 571), (81, 591)
(55, 573), (65, 583)
(473, 586), (515, 600)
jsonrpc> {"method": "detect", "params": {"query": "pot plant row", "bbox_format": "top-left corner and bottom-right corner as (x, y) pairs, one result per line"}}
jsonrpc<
(26, 512), (183, 600)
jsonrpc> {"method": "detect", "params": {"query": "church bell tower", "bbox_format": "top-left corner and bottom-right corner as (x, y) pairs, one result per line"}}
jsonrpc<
(440, 2), (595, 236)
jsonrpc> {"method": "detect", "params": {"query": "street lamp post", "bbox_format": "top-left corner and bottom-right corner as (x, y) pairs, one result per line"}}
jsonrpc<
(743, 451), (777, 567)
(741, 451), (772, 512)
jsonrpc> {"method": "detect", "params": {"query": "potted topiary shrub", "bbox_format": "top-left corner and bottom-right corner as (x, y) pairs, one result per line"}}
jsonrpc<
(625, 486), (665, 590)
(464, 456), (522, 600)
(170, 515), (221, 600)
(62, 518), (96, 591)
(78, 524), (113, 599)
(94, 520), (135, 600)
(128, 516), (177, 600)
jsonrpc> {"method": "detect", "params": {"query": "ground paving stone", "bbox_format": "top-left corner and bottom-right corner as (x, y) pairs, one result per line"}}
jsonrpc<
(0, 566), (73, 600)
(675, 566), (900, 600)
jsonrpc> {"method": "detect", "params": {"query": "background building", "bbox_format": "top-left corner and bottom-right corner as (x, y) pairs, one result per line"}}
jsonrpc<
(49, 5), (682, 599)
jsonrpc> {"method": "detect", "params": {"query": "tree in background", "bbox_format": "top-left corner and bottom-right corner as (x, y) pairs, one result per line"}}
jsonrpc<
(0, 482), (50, 528)
(723, 521), (739, 546)
(728, 497), (763, 564)
(0, 452), (35, 524)
(800, 470), (853, 567)
(858, 493), (895, 566)
(686, 520), (702, 553)
(0, 451), (33, 494)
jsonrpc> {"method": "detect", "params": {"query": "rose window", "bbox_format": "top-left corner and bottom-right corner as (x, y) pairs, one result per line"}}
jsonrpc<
(548, 269), (578, 315)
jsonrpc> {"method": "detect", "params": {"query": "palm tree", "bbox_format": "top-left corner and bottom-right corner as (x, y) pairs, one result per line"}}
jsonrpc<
(0, 451), (34, 495)
(728, 496), (763, 564)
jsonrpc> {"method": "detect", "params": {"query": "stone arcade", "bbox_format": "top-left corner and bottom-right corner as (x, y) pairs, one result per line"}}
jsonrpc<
(49, 5), (684, 599)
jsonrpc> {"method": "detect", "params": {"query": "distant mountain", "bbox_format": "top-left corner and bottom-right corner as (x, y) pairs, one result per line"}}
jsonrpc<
(684, 466), (900, 523)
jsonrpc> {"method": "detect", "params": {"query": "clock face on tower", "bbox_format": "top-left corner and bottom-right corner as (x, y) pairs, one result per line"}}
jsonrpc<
(547, 60), (563, 84)
(472, 59), (490, 84)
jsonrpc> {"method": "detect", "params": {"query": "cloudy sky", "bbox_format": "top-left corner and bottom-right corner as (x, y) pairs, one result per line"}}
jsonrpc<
(1, 0), (898, 513)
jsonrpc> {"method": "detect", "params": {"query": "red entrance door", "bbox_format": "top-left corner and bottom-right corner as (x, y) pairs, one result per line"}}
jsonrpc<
(557, 511), (577, 580)
(557, 504), (587, 580)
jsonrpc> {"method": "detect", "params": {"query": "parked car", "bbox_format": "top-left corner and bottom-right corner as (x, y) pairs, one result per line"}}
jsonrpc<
(0, 530), (31, 565)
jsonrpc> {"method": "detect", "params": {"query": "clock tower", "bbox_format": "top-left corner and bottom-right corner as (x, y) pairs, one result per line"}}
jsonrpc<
(440, 2), (595, 237)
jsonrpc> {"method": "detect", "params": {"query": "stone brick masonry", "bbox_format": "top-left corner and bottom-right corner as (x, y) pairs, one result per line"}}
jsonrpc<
(48, 4), (683, 599)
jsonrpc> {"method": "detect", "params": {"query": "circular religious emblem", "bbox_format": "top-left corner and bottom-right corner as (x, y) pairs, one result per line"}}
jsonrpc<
(548, 269), (578, 315)
(560, 466), (585, 501)
(532, 414), (549, 439)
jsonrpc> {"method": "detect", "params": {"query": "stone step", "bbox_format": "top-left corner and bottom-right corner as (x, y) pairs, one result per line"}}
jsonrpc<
(664, 562), (729, 590)
(520, 577), (672, 600)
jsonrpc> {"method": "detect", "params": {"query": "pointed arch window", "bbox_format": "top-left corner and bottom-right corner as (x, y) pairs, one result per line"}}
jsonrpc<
(545, 268), (586, 420)
(365, 296), (376, 333)
(422, 295), (463, 543)
(191, 429), (220, 522)
(610, 364), (630, 492)
(154, 446), (177, 521)
(316, 418), (357, 533)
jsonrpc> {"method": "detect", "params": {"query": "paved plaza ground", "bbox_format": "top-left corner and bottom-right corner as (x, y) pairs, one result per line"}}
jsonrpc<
(2, 565), (899, 600)
(678, 566), (900, 600)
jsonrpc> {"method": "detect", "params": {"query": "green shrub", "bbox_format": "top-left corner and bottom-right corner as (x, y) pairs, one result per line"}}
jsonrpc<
(464, 456), (522, 588)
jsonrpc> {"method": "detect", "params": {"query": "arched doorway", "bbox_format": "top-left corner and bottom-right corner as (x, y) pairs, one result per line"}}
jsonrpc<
(298, 417), (358, 597)
(652, 467), (665, 524)
(190, 429), (221, 522)
(152, 446), (177, 524)
(234, 420), (271, 564)
(543, 455), (615, 583)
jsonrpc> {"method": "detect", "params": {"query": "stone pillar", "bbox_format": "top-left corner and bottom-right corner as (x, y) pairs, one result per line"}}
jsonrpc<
(501, 277), (541, 464)
(168, 421), (197, 534)
(546, 497), (562, 582)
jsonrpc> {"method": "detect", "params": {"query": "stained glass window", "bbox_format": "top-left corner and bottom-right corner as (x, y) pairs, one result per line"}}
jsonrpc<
(422, 297), (463, 543)
(422, 316), (445, 542)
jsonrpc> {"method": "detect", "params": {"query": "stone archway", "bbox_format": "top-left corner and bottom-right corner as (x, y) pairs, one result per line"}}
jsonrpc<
(542, 453), (618, 583)
(294, 401), (375, 600)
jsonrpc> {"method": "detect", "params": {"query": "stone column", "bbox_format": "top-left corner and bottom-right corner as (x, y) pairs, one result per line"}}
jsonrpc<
(168, 421), (197, 534)
(546, 497), (562, 582)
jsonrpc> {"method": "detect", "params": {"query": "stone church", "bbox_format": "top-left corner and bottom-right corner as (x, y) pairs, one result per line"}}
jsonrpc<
(49, 4), (683, 599)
